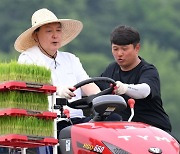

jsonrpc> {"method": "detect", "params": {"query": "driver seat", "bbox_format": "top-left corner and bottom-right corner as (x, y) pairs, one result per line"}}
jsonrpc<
(91, 95), (127, 121)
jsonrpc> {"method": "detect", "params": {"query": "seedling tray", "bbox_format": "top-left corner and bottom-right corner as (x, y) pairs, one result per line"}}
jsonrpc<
(0, 81), (56, 94)
(0, 134), (58, 148)
(0, 108), (57, 120)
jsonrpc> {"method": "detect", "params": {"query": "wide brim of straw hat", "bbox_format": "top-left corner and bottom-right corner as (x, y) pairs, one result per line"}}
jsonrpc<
(14, 19), (83, 52)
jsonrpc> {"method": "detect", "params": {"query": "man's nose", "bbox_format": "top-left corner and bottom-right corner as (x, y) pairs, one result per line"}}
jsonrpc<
(117, 49), (123, 56)
(52, 32), (58, 38)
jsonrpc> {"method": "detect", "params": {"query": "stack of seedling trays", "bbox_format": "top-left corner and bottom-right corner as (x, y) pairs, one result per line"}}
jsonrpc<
(0, 61), (58, 149)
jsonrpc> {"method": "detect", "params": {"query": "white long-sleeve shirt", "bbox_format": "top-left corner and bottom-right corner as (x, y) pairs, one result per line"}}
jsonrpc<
(18, 46), (89, 118)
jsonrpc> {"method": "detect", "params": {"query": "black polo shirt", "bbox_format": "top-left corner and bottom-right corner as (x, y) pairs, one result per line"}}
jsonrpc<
(97, 58), (172, 132)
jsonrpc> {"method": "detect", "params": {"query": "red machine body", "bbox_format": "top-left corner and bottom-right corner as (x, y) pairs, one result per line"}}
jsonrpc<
(68, 121), (179, 153)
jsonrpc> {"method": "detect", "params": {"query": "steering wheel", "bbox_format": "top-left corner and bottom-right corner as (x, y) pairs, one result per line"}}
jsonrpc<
(66, 77), (116, 109)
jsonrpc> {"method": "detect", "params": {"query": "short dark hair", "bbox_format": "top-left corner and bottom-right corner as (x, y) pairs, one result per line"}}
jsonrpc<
(110, 25), (140, 47)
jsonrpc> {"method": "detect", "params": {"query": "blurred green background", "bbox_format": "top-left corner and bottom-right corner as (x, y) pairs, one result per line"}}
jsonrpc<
(0, 0), (179, 140)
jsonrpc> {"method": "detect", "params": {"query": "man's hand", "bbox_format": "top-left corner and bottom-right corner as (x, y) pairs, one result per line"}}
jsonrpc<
(114, 81), (128, 95)
(57, 86), (76, 99)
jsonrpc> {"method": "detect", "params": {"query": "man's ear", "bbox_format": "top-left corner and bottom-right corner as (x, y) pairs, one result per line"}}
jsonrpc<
(33, 32), (38, 42)
(135, 43), (140, 53)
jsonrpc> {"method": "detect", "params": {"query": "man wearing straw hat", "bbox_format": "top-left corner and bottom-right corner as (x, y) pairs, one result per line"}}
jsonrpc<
(14, 8), (101, 153)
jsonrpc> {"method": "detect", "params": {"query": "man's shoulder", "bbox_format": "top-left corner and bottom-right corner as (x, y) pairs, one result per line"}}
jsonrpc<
(18, 46), (41, 61)
(140, 58), (157, 70)
(58, 51), (77, 59)
(107, 61), (118, 69)
(56, 51), (80, 64)
(101, 61), (118, 77)
(20, 46), (41, 57)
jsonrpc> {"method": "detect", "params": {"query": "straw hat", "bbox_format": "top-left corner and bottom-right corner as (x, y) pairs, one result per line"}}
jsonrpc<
(14, 8), (83, 52)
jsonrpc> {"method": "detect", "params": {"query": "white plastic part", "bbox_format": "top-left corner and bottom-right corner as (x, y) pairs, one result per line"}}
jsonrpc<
(128, 108), (134, 122)
(52, 92), (58, 154)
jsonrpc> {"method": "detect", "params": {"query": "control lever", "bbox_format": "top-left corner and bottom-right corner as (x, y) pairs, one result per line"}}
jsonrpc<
(54, 98), (68, 118)
(127, 98), (135, 122)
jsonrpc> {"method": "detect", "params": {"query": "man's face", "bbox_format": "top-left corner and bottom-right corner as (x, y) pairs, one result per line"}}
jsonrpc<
(36, 22), (62, 55)
(112, 43), (140, 71)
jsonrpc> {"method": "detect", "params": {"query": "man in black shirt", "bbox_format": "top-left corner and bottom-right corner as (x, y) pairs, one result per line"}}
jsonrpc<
(97, 25), (172, 133)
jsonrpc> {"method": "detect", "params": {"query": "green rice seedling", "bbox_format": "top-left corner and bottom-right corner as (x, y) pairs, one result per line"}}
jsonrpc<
(0, 61), (55, 138)
(0, 116), (54, 137)
(0, 61), (51, 84)
(0, 91), (48, 111)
